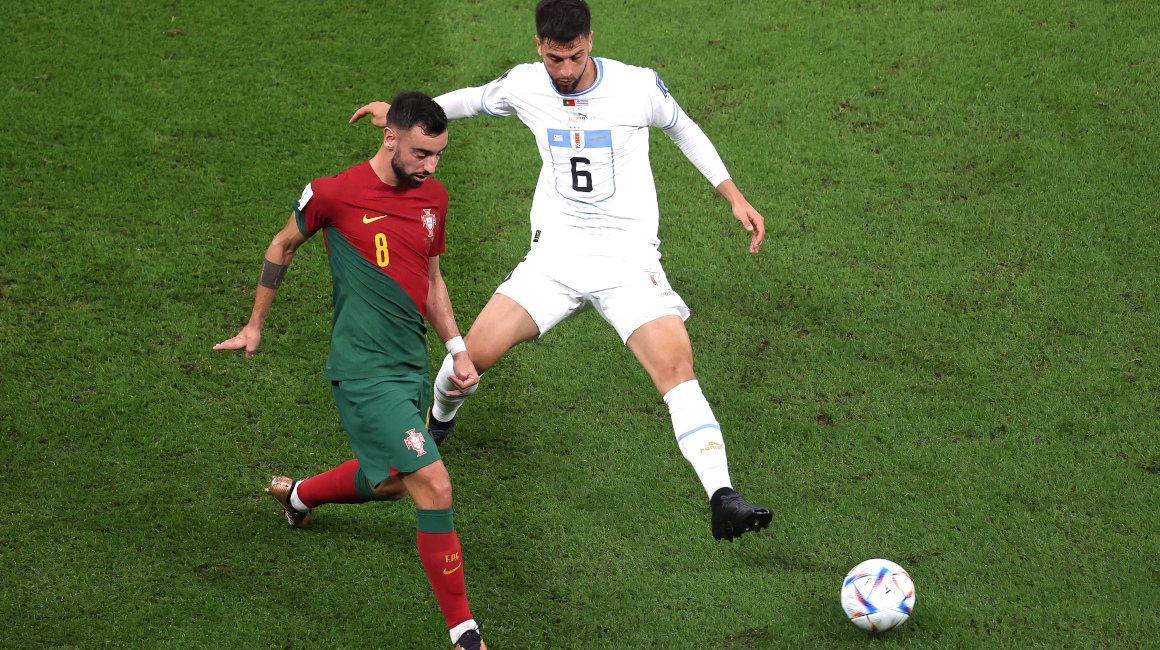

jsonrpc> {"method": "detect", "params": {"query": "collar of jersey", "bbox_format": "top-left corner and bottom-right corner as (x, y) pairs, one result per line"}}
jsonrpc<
(547, 57), (604, 97)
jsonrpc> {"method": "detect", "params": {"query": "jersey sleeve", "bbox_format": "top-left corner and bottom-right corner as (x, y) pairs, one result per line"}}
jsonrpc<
(645, 69), (680, 129)
(436, 67), (518, 119)
(644, 69), (731, 188)
(293, 177), (334, 237)
(431, 188), (449, 257)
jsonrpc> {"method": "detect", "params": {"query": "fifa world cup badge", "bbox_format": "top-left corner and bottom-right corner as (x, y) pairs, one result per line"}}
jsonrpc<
(421, 209), (436, 239)
(404, 429), (427, 457)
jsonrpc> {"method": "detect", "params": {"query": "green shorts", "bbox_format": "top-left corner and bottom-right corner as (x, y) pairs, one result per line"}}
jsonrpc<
(330, 374), (440, 486)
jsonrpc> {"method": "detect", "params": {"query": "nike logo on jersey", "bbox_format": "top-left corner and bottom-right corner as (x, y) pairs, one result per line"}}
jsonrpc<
(363, 214), (388, 224)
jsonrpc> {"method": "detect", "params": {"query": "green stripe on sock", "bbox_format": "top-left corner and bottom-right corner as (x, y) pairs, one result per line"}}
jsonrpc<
(354, 466), (391, 502)
(416, 508), (455, 534)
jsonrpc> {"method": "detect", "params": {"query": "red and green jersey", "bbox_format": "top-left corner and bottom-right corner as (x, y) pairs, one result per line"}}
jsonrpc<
(293, 161), (448, 381)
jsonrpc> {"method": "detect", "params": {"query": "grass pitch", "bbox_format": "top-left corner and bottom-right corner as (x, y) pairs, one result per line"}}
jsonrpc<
(2, 0), (1159, 647)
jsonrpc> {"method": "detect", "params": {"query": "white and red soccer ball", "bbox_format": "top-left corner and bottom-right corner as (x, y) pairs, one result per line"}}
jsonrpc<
(840, 559), (915, 632)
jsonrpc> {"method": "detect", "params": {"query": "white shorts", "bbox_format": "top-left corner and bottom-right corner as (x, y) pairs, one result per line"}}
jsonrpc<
(495, 256), (691, 344)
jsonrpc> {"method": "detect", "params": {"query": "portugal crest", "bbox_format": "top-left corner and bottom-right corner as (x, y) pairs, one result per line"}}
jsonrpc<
(404, 428), (427, 457)
(421, 209), (436, 238)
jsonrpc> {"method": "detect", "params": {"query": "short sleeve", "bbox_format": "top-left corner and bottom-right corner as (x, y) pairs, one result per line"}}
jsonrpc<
(430, 189), (449, 257)
(292, 178), (332, 237)
(480, 67), (518, 117)
(646, 69), (680, 130)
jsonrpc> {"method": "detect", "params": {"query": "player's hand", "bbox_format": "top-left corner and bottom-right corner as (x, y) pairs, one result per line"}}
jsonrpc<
(446, 351), (480, 393)
(732, 199), (765, 254)
(213, 324), (262, 359)
(349, 102), (391, 128)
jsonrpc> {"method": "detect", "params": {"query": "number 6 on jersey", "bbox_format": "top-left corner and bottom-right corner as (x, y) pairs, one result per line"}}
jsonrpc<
(549, 128), (614, 202)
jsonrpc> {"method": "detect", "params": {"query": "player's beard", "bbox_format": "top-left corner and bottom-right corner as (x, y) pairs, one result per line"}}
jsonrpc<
(553, 58), (589, 95)
(391, 152), (427, 189)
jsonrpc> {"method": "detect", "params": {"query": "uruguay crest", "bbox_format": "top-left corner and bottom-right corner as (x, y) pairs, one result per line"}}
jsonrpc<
(421, 209), (436, 238)
(404, 428), (427, 457)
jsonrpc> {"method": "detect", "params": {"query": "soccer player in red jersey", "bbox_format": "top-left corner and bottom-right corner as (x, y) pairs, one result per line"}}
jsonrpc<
(214, 92), (487, 650)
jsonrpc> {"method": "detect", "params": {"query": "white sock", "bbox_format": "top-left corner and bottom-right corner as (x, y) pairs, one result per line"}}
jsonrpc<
(664, 380), (732, 498)
(449, 619), (479, 645)
(432, 353), (481, 422)
(289, 482), (309, 513)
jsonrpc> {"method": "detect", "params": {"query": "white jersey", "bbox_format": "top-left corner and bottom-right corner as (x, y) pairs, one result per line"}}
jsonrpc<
(436, 57), (730, 289)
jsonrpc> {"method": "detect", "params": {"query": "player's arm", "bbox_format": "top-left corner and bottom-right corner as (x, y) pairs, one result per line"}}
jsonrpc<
(662, 105), (766, 254)
(213, 213), (309, 359)
(426, 255), (479, 391)
(350, 75), (513, 125)
(349, 88), (488, 127)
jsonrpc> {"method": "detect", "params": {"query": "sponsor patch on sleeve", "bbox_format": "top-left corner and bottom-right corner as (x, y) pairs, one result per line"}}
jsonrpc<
(655, 71), (669, 98)
(296, 183), (314, 209)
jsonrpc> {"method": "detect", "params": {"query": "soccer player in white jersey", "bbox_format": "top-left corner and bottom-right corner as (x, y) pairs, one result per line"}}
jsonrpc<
(352, 0), (771, 541)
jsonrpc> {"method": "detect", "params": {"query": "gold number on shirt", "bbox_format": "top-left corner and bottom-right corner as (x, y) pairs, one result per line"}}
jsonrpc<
(374, 232), (389, 267)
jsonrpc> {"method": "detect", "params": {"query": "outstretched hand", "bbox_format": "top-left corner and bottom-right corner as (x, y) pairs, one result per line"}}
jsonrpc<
(349, 102), (392, 128)
(732, 198), (766, 254)
(445, 352), (480, 395)
(213, 325), (261, 359)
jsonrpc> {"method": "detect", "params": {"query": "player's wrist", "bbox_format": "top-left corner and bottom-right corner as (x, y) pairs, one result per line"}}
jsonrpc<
(445, 335), (467, 356)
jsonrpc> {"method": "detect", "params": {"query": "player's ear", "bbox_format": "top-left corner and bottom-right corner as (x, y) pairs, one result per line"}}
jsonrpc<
(383, 126), (396, 150)
(535, 35), (543, 57)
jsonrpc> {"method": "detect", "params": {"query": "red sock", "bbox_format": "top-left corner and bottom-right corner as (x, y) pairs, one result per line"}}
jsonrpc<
(417, 531), (473, 629)
(296, 459), (367, 508)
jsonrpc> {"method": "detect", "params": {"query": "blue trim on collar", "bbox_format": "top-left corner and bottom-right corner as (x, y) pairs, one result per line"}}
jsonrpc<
(547, 57), (604, 98)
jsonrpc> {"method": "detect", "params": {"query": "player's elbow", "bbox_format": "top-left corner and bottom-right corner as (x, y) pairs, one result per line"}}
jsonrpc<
(269, 233), (299, 261)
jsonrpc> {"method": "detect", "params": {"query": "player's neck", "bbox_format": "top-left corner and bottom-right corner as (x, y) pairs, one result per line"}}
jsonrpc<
(369, 149), (401, 187)
(569, 57), (598, 94)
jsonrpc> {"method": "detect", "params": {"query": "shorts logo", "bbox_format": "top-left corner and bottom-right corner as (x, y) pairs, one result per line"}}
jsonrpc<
(404, 428), (427, 457)
(421, 209), (436, 238)
(700, 441), (724, 453)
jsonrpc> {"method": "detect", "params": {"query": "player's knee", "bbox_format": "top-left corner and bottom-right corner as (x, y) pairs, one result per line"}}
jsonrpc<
(427, 478), (453, 509)
(415, 469), (453, 509)
(664, 359), (696, 384)
(463, 336), (500, 374)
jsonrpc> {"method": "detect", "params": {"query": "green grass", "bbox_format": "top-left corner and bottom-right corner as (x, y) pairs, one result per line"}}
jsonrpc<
(3, 0), (1159, 647)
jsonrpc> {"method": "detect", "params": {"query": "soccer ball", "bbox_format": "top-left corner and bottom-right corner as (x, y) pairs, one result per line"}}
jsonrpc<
(840, 559), (915, 632)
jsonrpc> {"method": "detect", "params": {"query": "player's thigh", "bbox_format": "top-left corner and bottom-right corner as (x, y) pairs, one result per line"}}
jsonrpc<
(465, 293), (542, 372)
(591, 267), (696, 394)
(330, 375), (442, 487)
(473, 259), (587, 368)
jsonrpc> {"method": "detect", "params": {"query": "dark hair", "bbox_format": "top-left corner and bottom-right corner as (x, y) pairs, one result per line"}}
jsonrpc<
(385, 91), (448, 136)
(535, 0), (590, 46)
